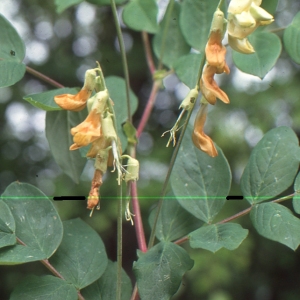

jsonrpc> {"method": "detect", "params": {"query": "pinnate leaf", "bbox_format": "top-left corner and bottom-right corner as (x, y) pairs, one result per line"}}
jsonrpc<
(293, 172), (300, 214)
(251, 203), (300, 250)
(241, 126), (300, 204)
(133, 241), (193, 300)
(189, 223), (248, 253)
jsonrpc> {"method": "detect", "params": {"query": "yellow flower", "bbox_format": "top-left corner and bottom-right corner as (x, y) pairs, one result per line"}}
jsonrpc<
(228, 0), (274, 53)
(192, 103), (218, 157)
(70, 108), (101, 150)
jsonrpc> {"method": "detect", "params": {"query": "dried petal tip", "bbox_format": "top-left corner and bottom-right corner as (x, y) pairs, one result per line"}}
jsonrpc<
(192, 104), (218, 157)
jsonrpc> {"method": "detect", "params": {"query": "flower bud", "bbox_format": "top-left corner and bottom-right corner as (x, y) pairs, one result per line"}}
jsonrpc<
(124, 157), (139, 183)
(102, 113), (117, 142)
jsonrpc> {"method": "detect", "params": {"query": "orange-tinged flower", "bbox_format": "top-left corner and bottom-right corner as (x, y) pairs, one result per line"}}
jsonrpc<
(200, 64), (230, 105)
(54, 88), (92, 112)
(87, 169), (103, 212)
(192, 104), (218, 157)
(70, 108), (101, 150)
(205, 30), (227, 69)
(54, 69), (97, 111)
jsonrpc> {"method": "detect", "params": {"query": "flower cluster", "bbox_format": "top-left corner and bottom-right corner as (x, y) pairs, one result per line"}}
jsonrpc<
(228, 0), (274, 53)
(54, 66), (139, 216)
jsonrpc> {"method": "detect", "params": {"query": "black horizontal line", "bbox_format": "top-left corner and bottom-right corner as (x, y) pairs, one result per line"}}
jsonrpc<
(53, 196), (86, 201)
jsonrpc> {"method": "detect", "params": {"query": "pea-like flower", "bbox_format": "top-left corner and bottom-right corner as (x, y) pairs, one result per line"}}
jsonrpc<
(200, 9), (230, 105)
(228, 0), (274, 53)
(54, 69), (97, 111)
(192, 103), (218, 157)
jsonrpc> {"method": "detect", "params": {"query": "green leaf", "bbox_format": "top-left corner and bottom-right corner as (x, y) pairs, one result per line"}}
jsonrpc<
(0, 182), (63, 264)
(0, 200), (16, 248)
(260, 0), (278, 15)
(170, 125), (231, 223)
(10, 275), (78, 300)
(133, 241), (193, 300)
(232, 32), (282, 79)
(49, 218), (108, 289)
(148, 195), (204, 242)
(0, 245), (47, 265)
(293, 172), (300, 214)
(240, 126), (300, 204)
(55, 0), (83, 14)
(180, 0), (220, 51)
(23, 88), (80, 111)
(173, 53), (203, 89)
(153, 2), (190, 68)
(106, 76), (138, 152)
(0, 14), (26, 87)
(122, 0), (158, 34)
(46, 109), (87, 183)
(251, 203), (300, 250)
(81, 260), (132, 300)
(189, 223), (248, 253)
(283, 12), (300, 64)
(86, 0), (126, 6)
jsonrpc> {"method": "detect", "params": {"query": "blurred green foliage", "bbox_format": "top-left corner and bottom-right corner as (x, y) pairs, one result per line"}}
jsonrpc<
(1, 0), (300, 299)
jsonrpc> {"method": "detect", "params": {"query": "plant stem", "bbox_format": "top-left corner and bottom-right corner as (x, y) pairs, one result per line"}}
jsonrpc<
(116, 183), (123, 300)
(26, 66), (64, 88)
(142, 31), (156, 75)
(137, 81), (160, 138)
(110, 0), (131, 123)
(147, 106), (195, 249)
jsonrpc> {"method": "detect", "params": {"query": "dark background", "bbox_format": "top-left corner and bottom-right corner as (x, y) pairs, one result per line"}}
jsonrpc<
(1, 0), (300, 299)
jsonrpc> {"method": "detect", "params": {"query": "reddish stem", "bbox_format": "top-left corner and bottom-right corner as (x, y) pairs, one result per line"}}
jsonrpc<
(137, 81), (160, 138)
(26, 66), (64, 88)
(141, 31), (156, 75)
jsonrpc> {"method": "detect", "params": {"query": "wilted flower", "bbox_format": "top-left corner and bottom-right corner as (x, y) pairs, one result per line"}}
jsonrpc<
(228, 0), (274, 53)
(54, 69), (97, 111)
(192, 103), (218, 157)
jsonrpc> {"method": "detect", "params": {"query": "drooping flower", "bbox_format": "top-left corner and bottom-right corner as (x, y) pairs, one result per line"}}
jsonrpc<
(228, 0), (274, 53)
(70, 108), (102, 150)
(200, 64), (230, 105)
(192, 103), (218, 157)
(200, 9), (230, 105)
(54, 69), (98, 111)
